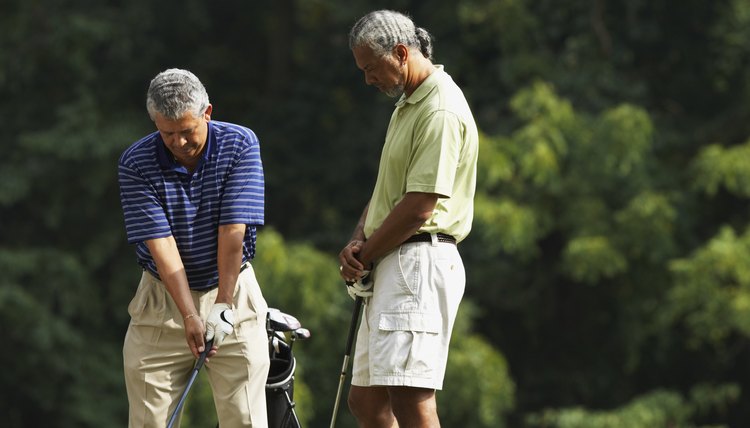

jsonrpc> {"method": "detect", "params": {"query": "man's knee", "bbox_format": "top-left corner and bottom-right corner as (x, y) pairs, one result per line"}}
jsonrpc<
(347, 390), (361, 417)
(348, 386), (394, 424)
(347, 386), (371, 417)
(388, 386), (438, 425)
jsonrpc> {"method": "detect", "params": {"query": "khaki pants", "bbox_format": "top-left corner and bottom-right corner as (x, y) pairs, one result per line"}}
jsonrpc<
(123, 264), (269, 427)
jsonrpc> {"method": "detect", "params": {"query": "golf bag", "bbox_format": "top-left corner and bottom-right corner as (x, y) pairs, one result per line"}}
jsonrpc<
(266, 309), (308, 428)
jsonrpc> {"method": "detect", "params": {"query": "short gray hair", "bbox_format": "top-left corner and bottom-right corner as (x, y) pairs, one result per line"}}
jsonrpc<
(349, 10), (433, 61)
(146, 68), (210, 120)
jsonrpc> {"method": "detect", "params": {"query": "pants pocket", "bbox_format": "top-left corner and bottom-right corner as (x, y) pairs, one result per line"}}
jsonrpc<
(127, 273), (168, 327)
(396, 244), (424, 295)
(234, 266), (268, 340)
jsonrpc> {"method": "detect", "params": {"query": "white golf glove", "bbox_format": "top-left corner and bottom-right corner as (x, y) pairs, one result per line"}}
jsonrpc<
(347, 270), (373, 300)
(205, 303), (234, 347)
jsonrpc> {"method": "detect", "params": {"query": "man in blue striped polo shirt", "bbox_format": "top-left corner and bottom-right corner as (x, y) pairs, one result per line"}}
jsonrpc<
(118, 68), (269, 427)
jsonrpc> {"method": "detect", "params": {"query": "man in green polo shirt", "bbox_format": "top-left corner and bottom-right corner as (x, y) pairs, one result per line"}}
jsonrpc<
(338, 9), (479, 427)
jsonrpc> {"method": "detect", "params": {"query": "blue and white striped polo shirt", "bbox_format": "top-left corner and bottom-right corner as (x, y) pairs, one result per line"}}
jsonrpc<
(118, 120), (264, 290)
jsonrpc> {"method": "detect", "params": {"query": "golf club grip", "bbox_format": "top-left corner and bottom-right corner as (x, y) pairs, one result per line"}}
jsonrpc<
(196, 338), (214, 369)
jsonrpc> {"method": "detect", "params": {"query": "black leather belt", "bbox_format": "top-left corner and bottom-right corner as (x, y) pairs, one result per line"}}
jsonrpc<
(402, 232), (456, 245)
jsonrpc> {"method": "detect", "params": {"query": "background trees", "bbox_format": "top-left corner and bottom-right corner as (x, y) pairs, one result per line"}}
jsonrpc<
(2, 0), (750, 426)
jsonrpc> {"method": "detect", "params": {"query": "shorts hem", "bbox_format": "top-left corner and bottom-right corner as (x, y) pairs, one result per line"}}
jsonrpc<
(353, 375), (442, 390)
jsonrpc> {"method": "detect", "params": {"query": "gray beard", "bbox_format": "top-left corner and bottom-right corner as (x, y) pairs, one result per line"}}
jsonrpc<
(383, 83), (405, 98)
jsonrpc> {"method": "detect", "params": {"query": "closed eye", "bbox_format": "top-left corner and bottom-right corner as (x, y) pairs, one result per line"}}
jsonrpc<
(162, 127), (196, 137)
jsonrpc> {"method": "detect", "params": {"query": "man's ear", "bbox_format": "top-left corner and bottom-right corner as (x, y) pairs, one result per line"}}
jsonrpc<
(204, 104), (213, 120)
(395, 44), (409, 65)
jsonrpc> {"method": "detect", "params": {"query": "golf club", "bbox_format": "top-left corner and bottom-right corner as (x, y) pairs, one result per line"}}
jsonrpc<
(329, 294), (364, 428)
(268, 308), (302, 333)
(292, 327), (311, 341)
(269, 328), (310, 356)
(166, 338), (214, 428)
(290, 327), (311, 353)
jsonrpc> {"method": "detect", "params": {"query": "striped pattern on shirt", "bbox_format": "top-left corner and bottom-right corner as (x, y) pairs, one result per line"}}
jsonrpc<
(118, 121), (264, 290)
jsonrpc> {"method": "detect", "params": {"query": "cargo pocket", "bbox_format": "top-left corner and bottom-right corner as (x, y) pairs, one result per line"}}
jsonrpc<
(372, 311), (441, 378)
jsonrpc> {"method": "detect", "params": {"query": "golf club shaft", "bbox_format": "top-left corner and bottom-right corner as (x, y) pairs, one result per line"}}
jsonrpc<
(166, 338), (214, 428)
(330, 296), (364, 428)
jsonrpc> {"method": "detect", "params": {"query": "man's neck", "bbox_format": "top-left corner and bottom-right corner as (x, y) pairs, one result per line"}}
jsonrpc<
(404, 58), (435, 97)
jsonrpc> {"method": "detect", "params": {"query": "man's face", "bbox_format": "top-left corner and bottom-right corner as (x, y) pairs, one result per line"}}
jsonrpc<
(352, 44), (405, 98)
(154, 105), (212, 167)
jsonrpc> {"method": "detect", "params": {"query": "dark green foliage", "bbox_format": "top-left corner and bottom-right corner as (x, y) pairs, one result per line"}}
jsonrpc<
(2, 0), (750, 427)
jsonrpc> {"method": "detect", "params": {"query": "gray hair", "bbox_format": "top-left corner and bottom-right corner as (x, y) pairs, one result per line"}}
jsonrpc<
(146, 68), (210, 120)
(349, 10), (433, 61)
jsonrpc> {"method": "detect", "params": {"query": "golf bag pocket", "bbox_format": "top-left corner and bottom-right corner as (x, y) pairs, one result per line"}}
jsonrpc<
(266, 338), (298, 428)
(373, 311), (441, 380)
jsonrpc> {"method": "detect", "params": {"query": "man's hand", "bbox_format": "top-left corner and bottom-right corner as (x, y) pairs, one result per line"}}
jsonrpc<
(339, 240), (367, 282)
(347, 270), (373, 300)
(205, 303), (234, 347)
(183, 313), (208, 358)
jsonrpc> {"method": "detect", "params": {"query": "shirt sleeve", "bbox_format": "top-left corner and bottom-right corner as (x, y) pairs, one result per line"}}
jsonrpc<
(406, 110), (463, 198)
(219, 131), (265, 226)
(118, 161), (172, 244)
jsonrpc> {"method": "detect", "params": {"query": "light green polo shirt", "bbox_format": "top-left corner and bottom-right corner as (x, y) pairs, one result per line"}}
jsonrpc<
(364, 65), (478, 243)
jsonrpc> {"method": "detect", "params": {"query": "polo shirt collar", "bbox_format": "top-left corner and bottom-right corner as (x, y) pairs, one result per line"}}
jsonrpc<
(394, 65), (445, 108)
(156, 121), (216, 174)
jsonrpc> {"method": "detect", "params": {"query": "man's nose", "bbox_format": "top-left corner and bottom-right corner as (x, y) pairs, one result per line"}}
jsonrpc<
(365, 72), (376, 86)
(170, 135), (188, 147)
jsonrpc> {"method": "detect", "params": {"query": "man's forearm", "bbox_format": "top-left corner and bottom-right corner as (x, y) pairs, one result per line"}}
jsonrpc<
(358, 192), (438, 266)
(216, 224), (247, 305)
(146, 236), (197, 318)
(349, 202), (370, 243)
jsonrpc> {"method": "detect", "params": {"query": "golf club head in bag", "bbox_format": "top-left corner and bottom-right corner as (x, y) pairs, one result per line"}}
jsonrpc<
(267, 308), (302, 333)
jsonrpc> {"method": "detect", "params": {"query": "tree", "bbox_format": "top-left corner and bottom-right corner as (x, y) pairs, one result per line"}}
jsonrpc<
(3, 0), (750, 425)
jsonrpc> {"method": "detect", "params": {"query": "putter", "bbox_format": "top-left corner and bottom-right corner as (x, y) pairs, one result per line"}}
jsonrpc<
(166, 338), (214, 428)
(329, 295), (364, 428)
